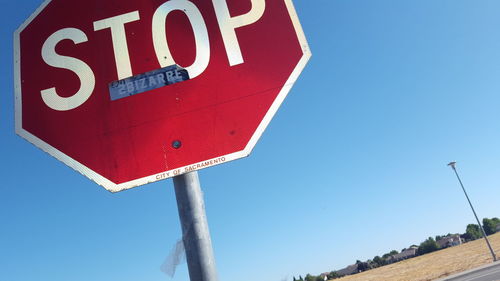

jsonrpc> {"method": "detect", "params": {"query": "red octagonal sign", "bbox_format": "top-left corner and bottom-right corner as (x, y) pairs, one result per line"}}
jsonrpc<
(14, 0), (311, 192)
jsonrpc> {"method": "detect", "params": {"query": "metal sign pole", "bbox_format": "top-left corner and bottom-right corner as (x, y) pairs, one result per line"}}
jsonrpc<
(173, 171), (219, 281)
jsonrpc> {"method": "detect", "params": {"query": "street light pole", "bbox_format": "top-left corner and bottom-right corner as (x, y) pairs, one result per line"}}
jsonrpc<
(447, 162), (497, 262)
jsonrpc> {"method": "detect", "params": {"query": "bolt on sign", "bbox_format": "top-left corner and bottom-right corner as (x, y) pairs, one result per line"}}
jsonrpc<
(14, 0), (311, 192)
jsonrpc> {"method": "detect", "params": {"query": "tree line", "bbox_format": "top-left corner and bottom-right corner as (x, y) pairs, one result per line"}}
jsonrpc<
(293, 217), (500, 281)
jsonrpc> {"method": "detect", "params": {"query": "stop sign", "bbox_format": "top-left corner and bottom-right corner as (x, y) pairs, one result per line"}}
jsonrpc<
(14, 0), (311, 192)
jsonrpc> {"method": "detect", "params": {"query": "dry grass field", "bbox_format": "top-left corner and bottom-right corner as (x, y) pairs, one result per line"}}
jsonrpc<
(335, 232), (500, 281)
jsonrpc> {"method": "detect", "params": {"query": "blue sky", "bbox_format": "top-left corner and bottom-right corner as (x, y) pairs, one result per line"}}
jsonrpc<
(2, 1), (500, 281)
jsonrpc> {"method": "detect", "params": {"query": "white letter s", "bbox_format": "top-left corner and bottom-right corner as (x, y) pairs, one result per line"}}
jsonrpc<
(41, 28), (95, 111)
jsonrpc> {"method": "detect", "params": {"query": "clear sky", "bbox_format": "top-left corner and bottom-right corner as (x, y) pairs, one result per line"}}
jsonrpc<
(2, 1), (500, 281)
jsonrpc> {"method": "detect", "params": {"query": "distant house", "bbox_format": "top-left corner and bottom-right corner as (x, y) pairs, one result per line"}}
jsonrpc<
(319, 273), (329, 281)
(437, 234), (463, 248)
(390, 247), (418, 262)
(336, 264), (358, 276)
(496, 224), (500, 233)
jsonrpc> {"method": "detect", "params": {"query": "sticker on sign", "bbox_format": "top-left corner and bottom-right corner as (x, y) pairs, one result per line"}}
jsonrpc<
(109, 65), (190, 101)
